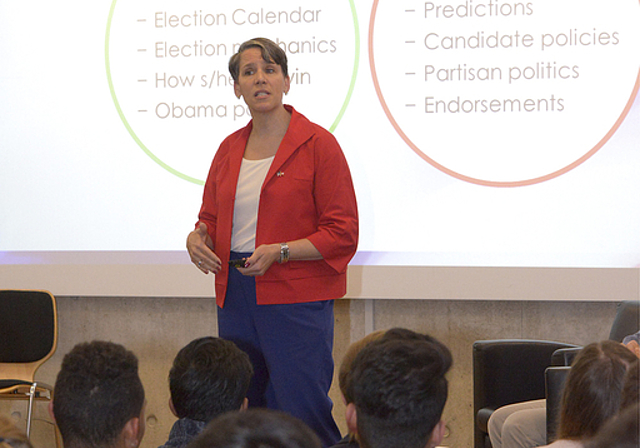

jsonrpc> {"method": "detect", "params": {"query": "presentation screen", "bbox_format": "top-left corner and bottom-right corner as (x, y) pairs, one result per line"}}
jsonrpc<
(1, 0), (639, 298)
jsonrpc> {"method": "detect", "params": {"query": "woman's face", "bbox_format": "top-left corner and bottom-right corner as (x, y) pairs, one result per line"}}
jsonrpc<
(234, 47), (290, 114)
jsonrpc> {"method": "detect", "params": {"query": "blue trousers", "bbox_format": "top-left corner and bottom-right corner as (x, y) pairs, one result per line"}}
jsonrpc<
(218, 254), (341, 447)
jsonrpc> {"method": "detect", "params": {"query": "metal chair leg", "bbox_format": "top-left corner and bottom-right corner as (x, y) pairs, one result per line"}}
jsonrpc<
(26, 382), (36, 437)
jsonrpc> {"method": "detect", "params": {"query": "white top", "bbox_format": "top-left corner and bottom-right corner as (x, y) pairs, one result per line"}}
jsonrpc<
(231, 156), (274, 252)
(540, 439), (583, 448)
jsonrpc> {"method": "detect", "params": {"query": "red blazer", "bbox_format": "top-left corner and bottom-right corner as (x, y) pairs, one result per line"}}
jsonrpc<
(198, 106), (359, 307)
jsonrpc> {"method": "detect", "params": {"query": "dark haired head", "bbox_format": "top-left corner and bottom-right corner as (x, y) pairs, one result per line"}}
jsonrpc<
(228, 38), (288, 82)
(187, 409), (321, 448)
(346, 328), (452, 448)
(338, 330), (386, 405)
(52, 341), (145, 448)
(558, 340), (638, 441)
(170, 337), (253, 422)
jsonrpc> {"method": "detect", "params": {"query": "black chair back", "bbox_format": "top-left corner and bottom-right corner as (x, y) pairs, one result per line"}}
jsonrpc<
(609, 301), (640, 342)
(0, 290), (56, 363)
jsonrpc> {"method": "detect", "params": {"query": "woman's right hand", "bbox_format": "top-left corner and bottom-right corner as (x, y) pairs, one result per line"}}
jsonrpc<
(187, 222), (221, 274)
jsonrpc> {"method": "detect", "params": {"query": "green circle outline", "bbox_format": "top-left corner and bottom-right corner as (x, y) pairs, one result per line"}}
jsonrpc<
(105, 0), (360, 185)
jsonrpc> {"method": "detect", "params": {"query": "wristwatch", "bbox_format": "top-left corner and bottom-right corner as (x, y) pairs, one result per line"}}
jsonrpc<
(279, 242), (290, 264)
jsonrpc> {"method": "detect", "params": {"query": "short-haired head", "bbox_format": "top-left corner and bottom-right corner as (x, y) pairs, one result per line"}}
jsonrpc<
(346, 328), (453, 448)
(187, 409), (321, 448)
(0, 414), (33, 448)
(169, 337), (253, 422)
(52, 340), (145, 448)
(228, 38), (288, 82)
(338, 330), (387, 404)
(558, 340), (638, 441)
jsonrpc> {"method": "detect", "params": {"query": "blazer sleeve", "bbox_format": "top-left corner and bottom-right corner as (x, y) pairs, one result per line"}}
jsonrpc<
(306, 130), (359, 273)
(197, 146), (223, 245)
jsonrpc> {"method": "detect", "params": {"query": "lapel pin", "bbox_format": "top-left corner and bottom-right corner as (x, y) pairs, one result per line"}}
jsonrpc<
(277, 171), (285, 177)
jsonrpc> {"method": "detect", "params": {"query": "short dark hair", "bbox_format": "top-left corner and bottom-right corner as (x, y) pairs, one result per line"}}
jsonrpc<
(558, 340), (638, 440)
(52, 341), (145, 448)
(170, 337), (253, 422)
(187, 409), (321, 448)
(228, 37), (288, 82)
(346, 328), (453, 448)
(338, 330), (386, 405)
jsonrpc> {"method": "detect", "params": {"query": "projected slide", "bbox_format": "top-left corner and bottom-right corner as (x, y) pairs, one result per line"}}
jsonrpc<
(370, 0), (639, 186)
(1, 0), (639, 281)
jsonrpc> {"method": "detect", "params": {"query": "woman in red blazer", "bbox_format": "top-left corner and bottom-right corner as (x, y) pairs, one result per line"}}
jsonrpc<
(186, 38), (358, 447)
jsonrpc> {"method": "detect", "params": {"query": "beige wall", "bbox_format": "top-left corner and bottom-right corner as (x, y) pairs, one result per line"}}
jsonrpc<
(6, 297), (618, 448)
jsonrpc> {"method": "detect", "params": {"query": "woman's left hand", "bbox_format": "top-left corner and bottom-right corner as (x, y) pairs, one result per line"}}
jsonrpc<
(238, 243), (280, 276)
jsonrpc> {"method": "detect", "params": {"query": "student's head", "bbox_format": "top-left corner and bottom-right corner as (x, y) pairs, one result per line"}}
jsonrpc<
(169, 337), (253, 422)
(0, 415), (33, 448)
(558, 340), (638, 441)
(228, 37), (288, 82)
(345, 328), (453, 448)
(338, 330), (386, 405)
(51, 341), (145, 448)
(187, 409), (321, 448)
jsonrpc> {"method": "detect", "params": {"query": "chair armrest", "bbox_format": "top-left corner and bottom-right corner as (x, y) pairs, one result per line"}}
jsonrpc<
(551, 347), (582, 366)
(545, 366), (571, 443)
(476, 407), (496, 433)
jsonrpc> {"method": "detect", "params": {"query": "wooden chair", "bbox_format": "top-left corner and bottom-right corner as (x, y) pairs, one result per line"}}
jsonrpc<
(0, 289), (60, 446)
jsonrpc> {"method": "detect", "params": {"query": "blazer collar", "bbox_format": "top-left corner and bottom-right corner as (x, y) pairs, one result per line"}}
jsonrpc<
(227, 105), (316, 189)
(269, 105), (314, 174)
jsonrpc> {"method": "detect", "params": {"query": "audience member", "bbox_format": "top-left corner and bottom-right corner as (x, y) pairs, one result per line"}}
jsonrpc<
(186, 409), (321, 448)
(49, 341), (146, 448)
(160, 337), (253, 448)
(621, 332), (640, 358)
(330, 330), (386, 448)
(0, 415), (33, 448)
(344, 328), (453, 448)
(539, 340), (637, 448)
(489, 331), (640, 448)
